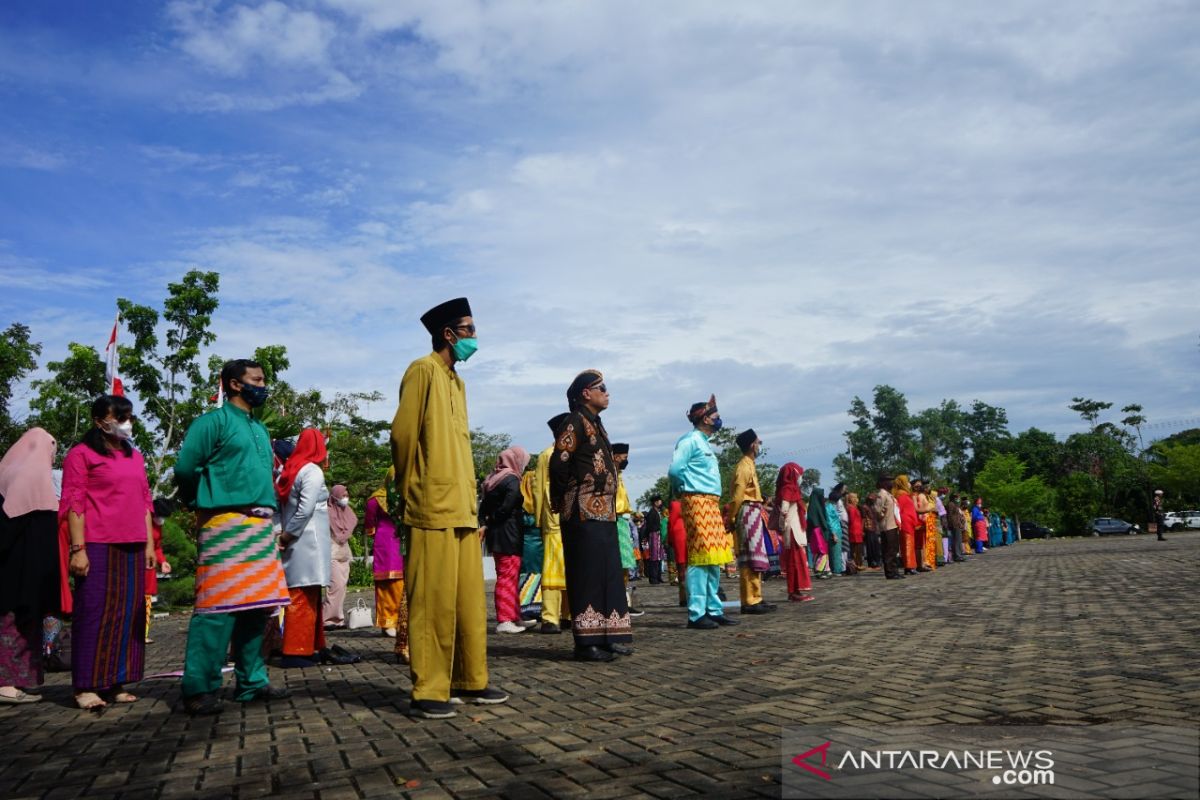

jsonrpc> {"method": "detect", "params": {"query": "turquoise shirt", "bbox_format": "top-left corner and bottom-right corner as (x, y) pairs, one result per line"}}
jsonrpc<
(668, 429), (721, 496)
(174, 402), (277, 511)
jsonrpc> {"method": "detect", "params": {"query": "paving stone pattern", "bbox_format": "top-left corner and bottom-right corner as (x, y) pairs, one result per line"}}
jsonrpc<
(1, 533), (1196, 799)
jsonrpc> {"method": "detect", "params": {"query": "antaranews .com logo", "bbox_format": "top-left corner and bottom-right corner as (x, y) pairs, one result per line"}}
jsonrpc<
(791, 740), (1055, 787)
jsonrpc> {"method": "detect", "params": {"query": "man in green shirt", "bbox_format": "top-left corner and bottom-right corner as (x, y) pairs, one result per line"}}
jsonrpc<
(175, 359), (291, 715)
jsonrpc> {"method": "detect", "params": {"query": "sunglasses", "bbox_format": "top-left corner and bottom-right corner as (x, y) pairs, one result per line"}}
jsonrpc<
(452, 324), (476, 335)
(587, 383), (608, 394)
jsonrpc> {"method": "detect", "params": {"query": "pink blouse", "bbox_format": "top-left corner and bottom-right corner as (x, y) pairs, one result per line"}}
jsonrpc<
(59, 443), (153, 544)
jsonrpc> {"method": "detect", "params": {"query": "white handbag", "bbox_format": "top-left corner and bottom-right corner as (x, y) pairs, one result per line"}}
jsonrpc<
(346, 598), (372, 630)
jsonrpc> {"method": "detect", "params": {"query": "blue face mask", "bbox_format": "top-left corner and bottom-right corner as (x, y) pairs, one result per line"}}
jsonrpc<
(451, 336), (479, 362)
(709, 415), (723, 431)
(240, 384), (269, 408)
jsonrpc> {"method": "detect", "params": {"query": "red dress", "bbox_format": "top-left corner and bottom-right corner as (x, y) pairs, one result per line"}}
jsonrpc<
(667, 500), (688, 565)
(847, 505), (864, 544)
(895, 492), (918, 570)
(145, 522), (166, 595)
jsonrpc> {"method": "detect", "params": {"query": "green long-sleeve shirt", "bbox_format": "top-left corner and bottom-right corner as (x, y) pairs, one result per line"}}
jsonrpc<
(174, 402), (277, 511)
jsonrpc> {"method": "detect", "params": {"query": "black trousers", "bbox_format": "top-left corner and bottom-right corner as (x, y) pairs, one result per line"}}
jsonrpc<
(561, 520), (632, 647)
(646, 559), (663, 584)
(882, 528), (901, 578)
(865, 531), (882, 566)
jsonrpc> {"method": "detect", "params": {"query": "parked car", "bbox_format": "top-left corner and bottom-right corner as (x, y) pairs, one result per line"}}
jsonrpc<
(1019, 521), (1055, 539)
(1163, 511), (1200, 531)
(1091, 517), (1140, 536)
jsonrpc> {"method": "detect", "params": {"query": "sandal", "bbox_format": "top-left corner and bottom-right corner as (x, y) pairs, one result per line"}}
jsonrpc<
(75, 692), (108, 711)
(0, 688), (41, 704)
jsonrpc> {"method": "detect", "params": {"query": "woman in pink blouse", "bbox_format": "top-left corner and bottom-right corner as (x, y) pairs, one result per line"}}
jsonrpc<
(59, 395), (155, 711)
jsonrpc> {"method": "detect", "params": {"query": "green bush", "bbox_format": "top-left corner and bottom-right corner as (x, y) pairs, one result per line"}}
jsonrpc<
(160, 513), (197, 577)
(156, 575), (195, 610)
(349, 557), (373, 588)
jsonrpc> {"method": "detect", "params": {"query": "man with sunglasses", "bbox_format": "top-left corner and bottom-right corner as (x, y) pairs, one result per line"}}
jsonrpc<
(390, 297), (507, 719)
(548, 370), (633, 662)
(669, 396), (739, 630)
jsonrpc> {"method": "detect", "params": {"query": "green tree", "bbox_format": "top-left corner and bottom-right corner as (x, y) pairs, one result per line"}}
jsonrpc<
(1010, 427), (1062, 485)
(1148, 444), (1200, 506)
(27, 343), (107, 459)
(974, 453), (1057, 525)
(470, 428), (513, 483)
(0, 322), (41, 452)
(636, 476), (671, 509)
(117, 270), (221, 492)
(800, 467), (821, 494)
(961, 400), (1011, 489)
(1058, 471), (1103, 535)
(1069, 397), (1113, 431)
(1121, 404), (1147, 451)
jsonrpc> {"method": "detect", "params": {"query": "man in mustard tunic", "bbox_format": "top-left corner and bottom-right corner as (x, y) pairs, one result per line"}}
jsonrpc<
(391, 297), (507, 719)
(533, 442), (570, 634)
(730, 429), (777, 615)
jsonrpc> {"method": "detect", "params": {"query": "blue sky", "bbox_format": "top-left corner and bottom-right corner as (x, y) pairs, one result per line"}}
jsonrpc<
(2, 1), (1198, 499)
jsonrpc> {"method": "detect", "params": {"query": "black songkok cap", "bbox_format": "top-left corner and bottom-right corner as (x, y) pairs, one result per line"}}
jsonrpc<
(547, 413), (570, 436)
(612, 443), (629, 455)
(273, 439), (296, 462)
(736, 429), (758, 453)
(420, 297), (472, 336)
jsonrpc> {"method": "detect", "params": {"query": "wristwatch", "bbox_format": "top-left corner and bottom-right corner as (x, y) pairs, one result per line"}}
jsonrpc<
(70, 544), (86, 554)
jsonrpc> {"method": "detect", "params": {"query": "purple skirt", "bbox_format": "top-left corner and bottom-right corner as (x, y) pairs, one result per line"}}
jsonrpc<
(71, 542), (145, 692)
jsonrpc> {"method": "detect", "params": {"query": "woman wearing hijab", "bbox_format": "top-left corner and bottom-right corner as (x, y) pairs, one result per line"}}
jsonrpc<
(277, 428), (335, 668)
(60, 395), (155, 711)
(324, 485), (357, 629)
(479, 446), (532, 634)
(774, 463), (813, 601)
(0, 428), (64, 704)
(914, 482), (937, 572)
(365, 468), (408, 659)
(892, 475), (919, 575)
(971, 498), (988, 553)
(805, 487), (832, 579)
(823, 486), (847, 576)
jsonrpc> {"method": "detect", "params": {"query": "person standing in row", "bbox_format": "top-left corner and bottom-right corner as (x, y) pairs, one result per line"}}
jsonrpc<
(943, 493), (966, 563)
(532, 442), (570, 634)
(548, 371), (632, 662)
(277, 428), (335, 668)
(774, 462), (813, 602)
(861, 492), (882, 569)
(971, 498), (988, 553)
(144, 498), (174, 644)
(669, 396), (738, 630)
(391, 298), (504, 718)
(0, 428), (62, 706)
(323, 484), (356, 628)
(846, 492), (865, 570)
(61, 396), (155, 712)
(612, 444), (643, 616)
(873, 475), (903, 580)
(365, 469), (407, 647)
(641, 495), (666, 585)
(730, 429), (775, 615)
(479, 446), (532, 635)
(893, 475), (919, 575)
(176, 361), (291, 715)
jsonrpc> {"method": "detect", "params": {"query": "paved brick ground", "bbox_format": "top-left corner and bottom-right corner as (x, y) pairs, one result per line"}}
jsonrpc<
(1, 533), (1196, 799)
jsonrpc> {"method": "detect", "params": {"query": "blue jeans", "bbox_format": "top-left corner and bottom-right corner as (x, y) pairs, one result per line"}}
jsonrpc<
(685, 564), (725, 622)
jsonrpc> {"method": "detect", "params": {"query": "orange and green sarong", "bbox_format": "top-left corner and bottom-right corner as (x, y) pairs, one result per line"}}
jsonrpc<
(194, 511), (289, 615)
(680, 492), (734, 567)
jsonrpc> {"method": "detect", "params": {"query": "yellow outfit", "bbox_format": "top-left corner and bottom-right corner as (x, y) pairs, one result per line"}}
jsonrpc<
(390, 352), (486, 702)
(533, 445), (569, 624)
(731, 455), (765, 606)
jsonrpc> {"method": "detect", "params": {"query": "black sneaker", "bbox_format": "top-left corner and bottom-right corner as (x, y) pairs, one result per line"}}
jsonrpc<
(711, 614), (740, 626)
(686, 616), (718, 630)
(604, 643), (634, 656)
(183, 692), (223, 715)
(410, 699), (457, 719)
(574, 645), (615, 662)
(450, 687), (509, 705)
(240, 685), (291, 703)
(740, 603), (771, 615)
(628, 607), (646, 617)
(538, 621), (562, 634)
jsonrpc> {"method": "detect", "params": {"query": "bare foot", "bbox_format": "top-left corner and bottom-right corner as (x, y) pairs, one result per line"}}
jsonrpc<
(110, 691), (138, 703)
(75, 692), (107, 711)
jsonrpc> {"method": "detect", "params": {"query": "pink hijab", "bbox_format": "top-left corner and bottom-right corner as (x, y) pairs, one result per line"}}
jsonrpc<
(482, 446), (530, 493)
(328, 484), (357, 544)
(0, 427), (59, 518)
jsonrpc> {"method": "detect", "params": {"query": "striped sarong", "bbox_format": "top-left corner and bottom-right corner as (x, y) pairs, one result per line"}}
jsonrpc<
(72, 542), (144, 692)
(735, 501), (771, 574)
(194, 511), (289, 615)
(680, 492), (733, 567)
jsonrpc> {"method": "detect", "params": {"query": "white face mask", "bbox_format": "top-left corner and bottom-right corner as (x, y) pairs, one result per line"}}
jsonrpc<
(106, 420), (134, 440)
(337, 497), (349, 508)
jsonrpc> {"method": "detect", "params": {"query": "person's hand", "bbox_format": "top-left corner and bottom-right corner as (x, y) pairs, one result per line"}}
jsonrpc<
(145, 547), (157, 571)
(161, 561), (172, 575)
(278, 533), (296, 550)
(69, 550), (90, 578)
(478, 526), (486, 543)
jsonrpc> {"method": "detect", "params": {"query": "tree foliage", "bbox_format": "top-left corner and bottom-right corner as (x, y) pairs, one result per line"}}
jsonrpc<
(27, 343), (107, 460)
(0, 322), (41, 452)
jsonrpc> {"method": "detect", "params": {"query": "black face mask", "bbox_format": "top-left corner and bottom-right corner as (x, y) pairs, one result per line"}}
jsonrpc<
(240, 384), (269, 408)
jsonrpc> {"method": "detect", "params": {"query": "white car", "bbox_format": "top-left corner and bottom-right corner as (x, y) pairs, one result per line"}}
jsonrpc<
(1164, 510), (1200, 531)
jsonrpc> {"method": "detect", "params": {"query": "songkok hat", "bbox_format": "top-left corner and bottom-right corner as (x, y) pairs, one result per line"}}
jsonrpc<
(687, 394), (717, 423)
(420, 297), (473, 336)
(611, 443), (629, 454)
(547, 412), (570, 436)
(735, 429), (758, 453)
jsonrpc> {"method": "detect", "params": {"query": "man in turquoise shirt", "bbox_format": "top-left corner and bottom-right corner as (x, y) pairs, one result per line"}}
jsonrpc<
(175, 359), (290, 716)
(668, 395), (737, 630)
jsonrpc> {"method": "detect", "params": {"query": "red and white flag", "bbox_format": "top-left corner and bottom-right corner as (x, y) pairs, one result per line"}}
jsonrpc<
(104, 315), (124, 396)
